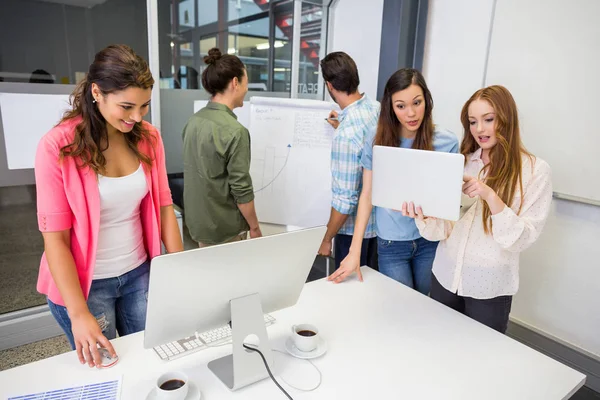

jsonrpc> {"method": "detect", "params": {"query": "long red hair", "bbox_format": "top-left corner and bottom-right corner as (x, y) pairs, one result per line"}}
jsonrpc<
(460, 85), (533, 233)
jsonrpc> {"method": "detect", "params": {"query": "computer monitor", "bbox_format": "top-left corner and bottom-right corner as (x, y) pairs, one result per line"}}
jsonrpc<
(144, 226), (326, 390)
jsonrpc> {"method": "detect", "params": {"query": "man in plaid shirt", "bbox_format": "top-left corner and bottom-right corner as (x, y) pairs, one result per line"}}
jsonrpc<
(318, 52), (379, 271)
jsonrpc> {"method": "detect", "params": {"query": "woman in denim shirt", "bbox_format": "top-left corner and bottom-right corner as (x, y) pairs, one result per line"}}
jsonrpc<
(328, 68), (458, 295)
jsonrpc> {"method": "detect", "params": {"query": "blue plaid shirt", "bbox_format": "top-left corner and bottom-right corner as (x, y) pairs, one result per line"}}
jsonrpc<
(331, 94), (379, 238)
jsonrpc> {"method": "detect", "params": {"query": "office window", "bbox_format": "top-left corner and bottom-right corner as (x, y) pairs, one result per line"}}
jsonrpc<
(228, 0), (265, 21)
(179, 0), (195, 31)
(297, 2), (324, 97)
(198, 0), (219, 26)
(158, 0), (327, 95)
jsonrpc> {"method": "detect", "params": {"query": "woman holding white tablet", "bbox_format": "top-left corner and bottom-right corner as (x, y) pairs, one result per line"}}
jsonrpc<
(328, 68), (458, 295)
(403, 85), (552, 333)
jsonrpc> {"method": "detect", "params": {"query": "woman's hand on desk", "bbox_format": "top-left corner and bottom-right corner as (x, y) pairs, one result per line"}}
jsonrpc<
(328, 251), (362, 283)
(71, 310), (116, 367)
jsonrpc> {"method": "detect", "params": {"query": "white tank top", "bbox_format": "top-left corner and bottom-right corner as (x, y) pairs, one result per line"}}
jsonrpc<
(93, 164), (149, 280)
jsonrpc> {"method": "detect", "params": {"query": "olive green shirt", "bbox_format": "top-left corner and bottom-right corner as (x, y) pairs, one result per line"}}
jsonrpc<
(182, 102), (254, 244)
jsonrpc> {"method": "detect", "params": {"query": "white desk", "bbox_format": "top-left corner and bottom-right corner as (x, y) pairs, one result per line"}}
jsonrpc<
(0, 268), (585, 399)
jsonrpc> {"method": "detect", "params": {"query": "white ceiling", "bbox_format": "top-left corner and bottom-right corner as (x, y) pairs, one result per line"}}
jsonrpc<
(34, 0), (108, 8)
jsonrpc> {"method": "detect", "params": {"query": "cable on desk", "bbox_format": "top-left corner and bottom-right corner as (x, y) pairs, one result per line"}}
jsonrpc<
(272, 350), (322, 392)
(199, 339), (322, 393)
(243, 344), (293, 400)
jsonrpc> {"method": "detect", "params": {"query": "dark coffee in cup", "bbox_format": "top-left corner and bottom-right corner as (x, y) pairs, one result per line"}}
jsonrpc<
(159, 379), (186, 390)
(291, 324), (319, 352)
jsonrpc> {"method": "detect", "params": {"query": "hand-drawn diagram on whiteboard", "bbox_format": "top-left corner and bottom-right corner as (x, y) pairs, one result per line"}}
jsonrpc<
(249, 97), (338, 227)
(253, 143), (292, 194)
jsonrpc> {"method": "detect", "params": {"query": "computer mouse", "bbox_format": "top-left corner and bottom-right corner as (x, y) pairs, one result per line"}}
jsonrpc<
(98, 347), (119, 368)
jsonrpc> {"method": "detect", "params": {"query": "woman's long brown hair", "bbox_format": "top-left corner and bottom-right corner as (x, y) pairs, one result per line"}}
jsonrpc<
(374, 68), (434, 150)
(460, 85), (533, 233)
(60, 44), (155, 174)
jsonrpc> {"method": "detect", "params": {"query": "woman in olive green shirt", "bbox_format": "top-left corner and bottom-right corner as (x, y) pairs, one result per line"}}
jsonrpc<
(182, 48), (262, 246)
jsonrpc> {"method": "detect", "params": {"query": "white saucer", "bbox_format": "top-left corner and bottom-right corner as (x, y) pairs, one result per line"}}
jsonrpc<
(146, 382), (202, 400)
(284, 336), (328, 359)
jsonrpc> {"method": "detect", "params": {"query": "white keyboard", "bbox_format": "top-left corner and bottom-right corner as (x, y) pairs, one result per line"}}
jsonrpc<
(153, 314), (276, 361)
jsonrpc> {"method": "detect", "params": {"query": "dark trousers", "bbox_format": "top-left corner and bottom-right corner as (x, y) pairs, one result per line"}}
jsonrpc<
(334, 234), (378, 271)
(430, 275), (513, 334)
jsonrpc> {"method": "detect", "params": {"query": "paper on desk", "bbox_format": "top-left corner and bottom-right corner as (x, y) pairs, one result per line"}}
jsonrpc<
(7, 376), (122, 400)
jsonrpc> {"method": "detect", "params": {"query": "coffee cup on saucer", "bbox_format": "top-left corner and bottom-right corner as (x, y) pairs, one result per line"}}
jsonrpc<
(290, 324), (319, 352)
(155, 371), (189, 400)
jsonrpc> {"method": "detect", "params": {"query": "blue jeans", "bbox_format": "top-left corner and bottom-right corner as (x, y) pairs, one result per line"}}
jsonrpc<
(47, 260), (150, 350)
(334, 234), (378, 271)
(377, 237), (438, 295)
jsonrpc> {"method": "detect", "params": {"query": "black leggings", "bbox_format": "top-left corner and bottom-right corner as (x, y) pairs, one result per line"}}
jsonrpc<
(430, 275), (512, 334)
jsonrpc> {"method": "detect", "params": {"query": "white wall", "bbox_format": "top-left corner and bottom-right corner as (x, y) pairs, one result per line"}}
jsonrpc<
(517, 201), (600, 356)
(422, 0), (495, 138)
(329, 0), (384, 100)
(423, 0), (600, 357)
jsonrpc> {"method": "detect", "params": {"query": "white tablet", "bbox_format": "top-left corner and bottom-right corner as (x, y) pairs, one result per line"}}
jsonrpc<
(371, 146), (465, 221)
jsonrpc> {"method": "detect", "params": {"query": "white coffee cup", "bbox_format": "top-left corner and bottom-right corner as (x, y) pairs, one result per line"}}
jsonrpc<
(291, 323), (319, 352)
(155, 371), (189, 400)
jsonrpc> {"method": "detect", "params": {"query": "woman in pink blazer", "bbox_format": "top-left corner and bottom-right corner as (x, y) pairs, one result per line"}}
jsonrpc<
(35, 44), (183, 367)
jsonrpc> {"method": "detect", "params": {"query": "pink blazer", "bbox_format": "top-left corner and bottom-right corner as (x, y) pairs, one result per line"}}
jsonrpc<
(35, 116), (173, 306)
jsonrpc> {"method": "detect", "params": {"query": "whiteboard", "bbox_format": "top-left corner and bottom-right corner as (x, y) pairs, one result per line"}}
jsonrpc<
(0, 93), (70, 170)
(193, 100), (250, 129)
(249, 97), (337, 227)
(485, 0), (600, 202)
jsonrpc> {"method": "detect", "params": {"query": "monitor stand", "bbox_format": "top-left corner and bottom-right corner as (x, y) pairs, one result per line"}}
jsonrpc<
(207, 293), (273, 391)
